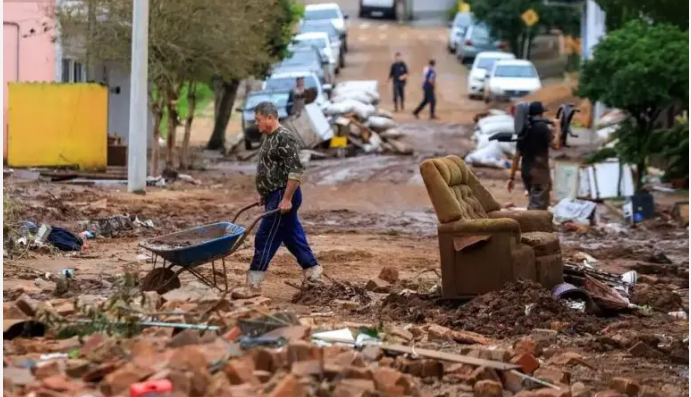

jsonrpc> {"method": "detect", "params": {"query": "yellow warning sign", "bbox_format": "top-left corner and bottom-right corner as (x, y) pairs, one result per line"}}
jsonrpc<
(521, 9), (539, 27)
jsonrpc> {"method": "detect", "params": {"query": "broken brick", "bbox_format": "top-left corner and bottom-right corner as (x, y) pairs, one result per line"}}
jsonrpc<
(473, 379), (503, 397)
(287, 341), (318, 363)
(372, 367), (404, 393)
(379, 356), (395, 367)
(548, 352), (594, 369)
(291, 360), (322, 377)
(252, 348), (286, 372)
(223, 357), (260, 386)
(54, 302), (76, 316)
(378, 267), (399, 283)
(33, 361), (61, 380)
(514, 338), (538, 356)
(65, 359), (91, 379)
(535, 387), (572, 397)
(168, 329), (201, 348)
(396, 357), (423, 377)
(334, 379), (376, 397)
(365, 277), (391, 293)
(101, 364), (149, 396)
(512, 353), (540, 374)
(254, 370), (273, 383)
(15, 294), (39, 317)
(343, 366), (373, 380)
(268, 375), (305, 397)
(452, 330), (491, 345)
(427, 324), (454, 341)
(169, 346), (209, 377)
(470, 366), (501, 385)
(42, 375), (75, 393)
(550, 321), (569, 332)
(534, 366), (570, 385)
(627, 341), (665, 359)
(3, 302), (29, 320)
(501, 370), (525, 394)
(609, 377), (641, 397)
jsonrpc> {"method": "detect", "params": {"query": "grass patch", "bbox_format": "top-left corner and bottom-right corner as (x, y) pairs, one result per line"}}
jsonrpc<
(160, 83), (214, 137)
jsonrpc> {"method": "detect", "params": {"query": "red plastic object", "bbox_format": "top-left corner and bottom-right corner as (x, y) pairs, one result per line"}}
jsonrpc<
(130, 379), (173, 397)
(465, 40), (472, 46)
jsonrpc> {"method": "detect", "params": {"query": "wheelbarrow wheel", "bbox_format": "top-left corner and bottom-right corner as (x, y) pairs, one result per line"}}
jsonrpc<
(141, 268), (181, 294)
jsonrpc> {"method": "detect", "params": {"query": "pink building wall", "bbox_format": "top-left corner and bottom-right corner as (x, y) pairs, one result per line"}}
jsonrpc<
(3, 0), (57, 160)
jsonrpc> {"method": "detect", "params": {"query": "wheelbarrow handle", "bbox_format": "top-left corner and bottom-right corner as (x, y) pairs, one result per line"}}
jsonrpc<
(230, 208), (280, 252)
(231, 202), (260, 224)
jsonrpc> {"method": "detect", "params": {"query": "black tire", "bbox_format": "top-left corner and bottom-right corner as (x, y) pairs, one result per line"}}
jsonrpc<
(339, 52), (345, 68)
(343, 36), (348, 53)
(244, 138), (253, 151)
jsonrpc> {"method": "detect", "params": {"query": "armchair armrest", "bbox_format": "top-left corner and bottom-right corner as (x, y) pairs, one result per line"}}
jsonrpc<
(487, 210), (553, 233)
(438, 218), (521, 243)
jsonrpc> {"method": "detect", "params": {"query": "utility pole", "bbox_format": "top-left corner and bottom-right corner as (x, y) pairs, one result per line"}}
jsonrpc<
(127, 0), (150, 193)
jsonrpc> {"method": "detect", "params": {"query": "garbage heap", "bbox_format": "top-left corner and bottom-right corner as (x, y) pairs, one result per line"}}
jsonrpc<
(4, 276), (678, 397)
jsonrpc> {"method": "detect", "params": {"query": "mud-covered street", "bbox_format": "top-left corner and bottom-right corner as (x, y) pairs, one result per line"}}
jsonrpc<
(3, 3), (689, 397)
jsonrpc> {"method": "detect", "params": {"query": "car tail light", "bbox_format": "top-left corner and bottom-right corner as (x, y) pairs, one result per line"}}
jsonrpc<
(497, 42), (505, 49)
(465, 40), (472, 46)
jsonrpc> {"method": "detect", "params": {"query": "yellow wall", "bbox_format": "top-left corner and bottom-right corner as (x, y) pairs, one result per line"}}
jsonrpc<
(8, 83), (107, 170)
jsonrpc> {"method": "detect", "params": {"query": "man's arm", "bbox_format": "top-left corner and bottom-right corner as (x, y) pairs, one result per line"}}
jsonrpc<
(278, 133), (304, 213)
(400, 63), (408, 80)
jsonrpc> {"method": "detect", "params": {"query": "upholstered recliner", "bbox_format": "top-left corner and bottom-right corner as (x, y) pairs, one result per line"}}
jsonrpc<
(420, 155), (563, 299)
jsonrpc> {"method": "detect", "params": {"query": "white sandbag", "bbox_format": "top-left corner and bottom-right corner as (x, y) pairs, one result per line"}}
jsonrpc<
(379, 128), (404, 140)
(331, 91), (376, 105)
(323, 99), (376, 120)
(465, 140), (508, 169)
(366, 116), (397, 132)
(475, 134), (515, 155)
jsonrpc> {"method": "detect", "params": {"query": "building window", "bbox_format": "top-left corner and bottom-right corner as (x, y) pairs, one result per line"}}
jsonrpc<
(61, 58), (87, 82)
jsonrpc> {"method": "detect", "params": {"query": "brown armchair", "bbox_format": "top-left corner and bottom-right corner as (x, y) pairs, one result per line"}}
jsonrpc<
(420, 155), (562, 299)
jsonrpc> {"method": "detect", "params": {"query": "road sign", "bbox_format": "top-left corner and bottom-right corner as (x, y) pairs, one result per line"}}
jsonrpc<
(521, 9), (539, 27)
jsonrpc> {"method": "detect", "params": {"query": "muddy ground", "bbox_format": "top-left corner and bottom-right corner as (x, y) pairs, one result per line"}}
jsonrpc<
(4, 4), (689, 396)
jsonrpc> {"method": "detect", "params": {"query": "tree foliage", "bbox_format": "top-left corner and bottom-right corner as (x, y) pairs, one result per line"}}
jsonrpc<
(578, 20), (689, 189)
(469, 0), (580, 58)
(594, 0), (689, 31)
(57, 0), (289, 171)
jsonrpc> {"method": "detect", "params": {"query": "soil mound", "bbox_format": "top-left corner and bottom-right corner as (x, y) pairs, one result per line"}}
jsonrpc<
(291, 280), (371, 307)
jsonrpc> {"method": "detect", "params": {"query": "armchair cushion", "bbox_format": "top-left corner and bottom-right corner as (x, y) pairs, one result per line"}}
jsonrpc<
(420, 156), (489, 223)
(438, 218), (521, 244)
(487, 209), (554, 233)
(521, 232), (561, 257)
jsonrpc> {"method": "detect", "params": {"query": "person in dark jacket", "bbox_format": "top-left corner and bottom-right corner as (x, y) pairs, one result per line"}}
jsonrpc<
(507, 101), (555, 210)
(388, 52), (408, 112)
(413, 59), (437, 120)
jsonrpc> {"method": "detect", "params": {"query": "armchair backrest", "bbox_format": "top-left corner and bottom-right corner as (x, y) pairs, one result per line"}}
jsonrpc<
(419, 155), (489, 223)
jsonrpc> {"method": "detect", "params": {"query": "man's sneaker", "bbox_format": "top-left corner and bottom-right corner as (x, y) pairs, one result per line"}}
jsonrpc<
(303, 265), (323, 285)
(231, 271), (265, 299)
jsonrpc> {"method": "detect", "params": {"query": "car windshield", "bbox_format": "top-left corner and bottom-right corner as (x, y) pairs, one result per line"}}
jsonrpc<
(477, 57), (501, 70)
(265, 76), (319, 91)
(294, 37), (327, 50)
(245, 93), (289, 110)
(300, 24), (339, 42)
(281, 50), (320, 67)
(305, 8), (339, 20)
(453, 13), (473, 27)
(493, 65), (537, 78)
(471, 25), (491, 40)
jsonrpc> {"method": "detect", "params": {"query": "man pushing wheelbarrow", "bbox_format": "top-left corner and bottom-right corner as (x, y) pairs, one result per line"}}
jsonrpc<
(232, 101), (323, 299)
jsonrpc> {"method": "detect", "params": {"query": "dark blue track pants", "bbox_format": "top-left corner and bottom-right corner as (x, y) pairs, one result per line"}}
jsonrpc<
(249, 187), (319, 272)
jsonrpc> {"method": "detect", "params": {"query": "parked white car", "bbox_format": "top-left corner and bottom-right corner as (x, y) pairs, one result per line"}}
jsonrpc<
(467, 51), (515, 99)
(447, 12), (473, 54)
(291, 32), (339, 74)
(359, 0), (396, 19)
(484, 59), (541, 103)
(303, 3), (349, 51)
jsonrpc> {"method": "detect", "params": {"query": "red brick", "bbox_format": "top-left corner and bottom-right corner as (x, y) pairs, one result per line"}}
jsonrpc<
(269, 375), (305, 397)
(287, 341), (317, 363)
(421, 359), (444, 378)
(15, 294), (39, 317)
(223, 357), (259, 386)
(396, 357), (423, 377)
(548, 352), (594, 369)
(534, 366), (570, 385)
(609, 377), (641, 397)
(101, 364), (148, 396)
(473, 379), (503, 397)
(379, 357), (395, 367)
(254, 370), (273, 383)
(365, 277), (391, 292)
(372, 367), (404, 393)
(334, 379), (376, 397)
(252, 348), (285, 372)
(291, 360), (322, 378)
(169, 346), (209, 377)
(514, 338), (538, 356)
(343, 366), (373, 380)
(65, 359), (91, 378)
(512, 353), (540, 374)
(3, 302), (29, 320)
(42, 375), (75, 393)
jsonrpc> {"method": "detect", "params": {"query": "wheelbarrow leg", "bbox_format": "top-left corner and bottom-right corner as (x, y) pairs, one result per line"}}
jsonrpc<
(212, 261), (217, 288)
(222, 257), (228, 292)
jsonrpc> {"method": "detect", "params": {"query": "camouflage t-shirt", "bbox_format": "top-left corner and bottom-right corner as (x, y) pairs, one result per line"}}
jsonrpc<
(255, 125), (304, 198)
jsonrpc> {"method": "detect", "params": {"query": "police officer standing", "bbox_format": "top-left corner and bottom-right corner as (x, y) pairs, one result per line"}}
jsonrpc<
(388, 52), (408, 112)
(507, 101), (555, 210)
(413, 59), (437, 120)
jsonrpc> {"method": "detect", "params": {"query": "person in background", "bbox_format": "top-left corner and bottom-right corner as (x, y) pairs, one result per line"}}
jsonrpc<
(287, 77), (307, 117)
(507, 101), (556, 210)
(413, 59), (437, 120)
(232, 101), (322, 299)
(388, 52), (409, 112)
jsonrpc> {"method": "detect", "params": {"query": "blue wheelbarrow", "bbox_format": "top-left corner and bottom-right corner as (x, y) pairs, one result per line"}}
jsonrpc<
(138, 202), (278, 294)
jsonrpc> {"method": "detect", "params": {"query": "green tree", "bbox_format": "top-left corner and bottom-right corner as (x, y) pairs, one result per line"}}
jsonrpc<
(206, 0), (303, 151)
(594, 0), (688, 31)
(469, 0), (580, 58)
(578, 20), (689, 190)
